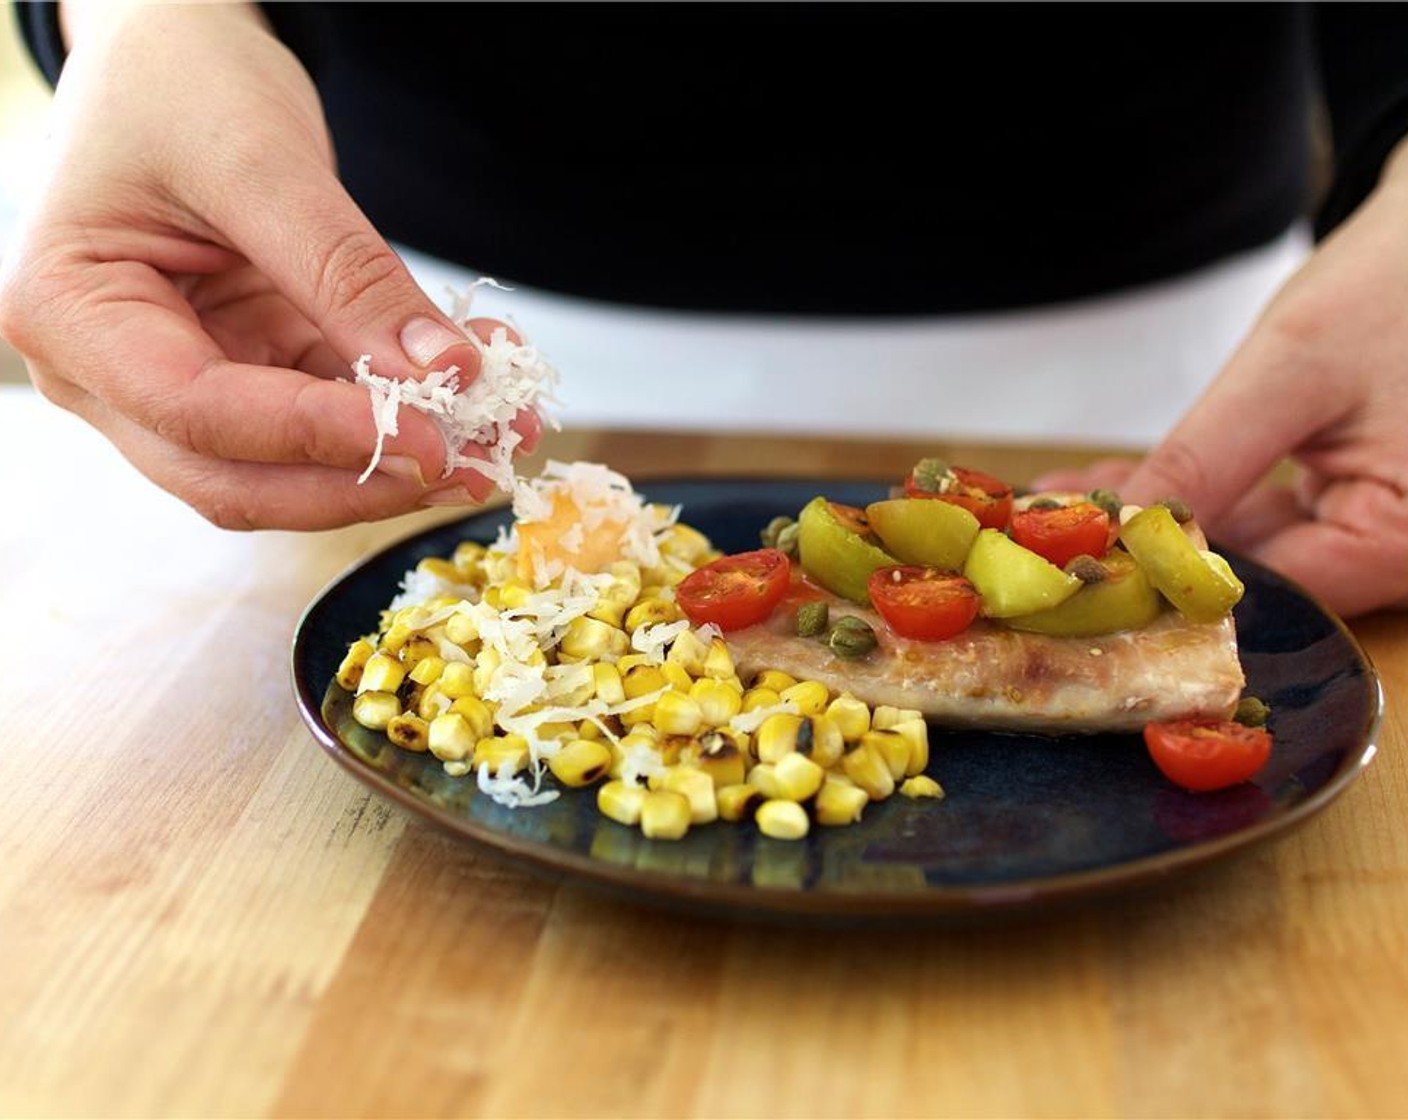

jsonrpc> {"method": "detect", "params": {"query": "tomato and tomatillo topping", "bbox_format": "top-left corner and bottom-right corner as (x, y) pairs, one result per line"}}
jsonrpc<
(1010, 501), (1112, 570)
(903, 460), (1014, 530)
(677, 548), (792, 631)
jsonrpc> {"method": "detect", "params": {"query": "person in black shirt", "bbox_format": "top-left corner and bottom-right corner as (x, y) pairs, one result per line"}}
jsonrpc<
(4, 1), (1408, 616)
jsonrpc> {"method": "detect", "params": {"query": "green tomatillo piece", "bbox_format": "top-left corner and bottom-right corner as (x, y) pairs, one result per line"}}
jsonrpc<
(962, 528), (1082, 618)
(864, 498), (980, 571)
(1118, 505), (1244, 622)
(1003, 550), (1163, 636)
(796, 497), (897, 605)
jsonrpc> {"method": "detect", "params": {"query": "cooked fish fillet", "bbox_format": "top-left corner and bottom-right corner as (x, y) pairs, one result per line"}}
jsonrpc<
(727, 603), (1244, 735)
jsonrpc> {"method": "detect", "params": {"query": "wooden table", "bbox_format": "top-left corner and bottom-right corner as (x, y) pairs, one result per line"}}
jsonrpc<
(2, 384), (1405, 1118)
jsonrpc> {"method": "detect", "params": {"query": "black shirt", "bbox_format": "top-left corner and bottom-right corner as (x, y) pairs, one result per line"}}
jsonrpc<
(18, 2), (1408, 314)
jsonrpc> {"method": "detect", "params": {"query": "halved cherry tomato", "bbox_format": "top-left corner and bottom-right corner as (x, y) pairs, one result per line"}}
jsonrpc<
(1143, 719), (1273, 792)
(867, 566), (981, 642)
(904, 465), (1014, 530)
(677, 548), (792, 631)
(1010, 502), (1111, 570)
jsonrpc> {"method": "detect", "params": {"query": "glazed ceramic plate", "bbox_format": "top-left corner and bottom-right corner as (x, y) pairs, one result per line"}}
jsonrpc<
(292, 479), (1382, 921)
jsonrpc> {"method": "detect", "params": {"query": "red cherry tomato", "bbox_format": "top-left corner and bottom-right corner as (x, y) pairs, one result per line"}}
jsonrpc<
(677, 548), (792, 631)
(1010, 502), (1112, 569)
(1143, 719), (1273, 792)
(904, 465), (1014, 529)
(867, 566), (981, 642)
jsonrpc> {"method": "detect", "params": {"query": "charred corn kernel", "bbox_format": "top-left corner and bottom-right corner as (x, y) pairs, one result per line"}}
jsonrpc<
(623, 664), (669, 699)
(399, 635), (439, 670)
(438, 661), (477, 700)
(427, 712), (476, 761)
(408, 655), (447, 686)
(815, 777), (869, 826)
(386, 712), (430, 752)
(358, 651), (406, 696)
(805, 713), (846, 769)
(659, 522), (713, 563)
(780, 679), (830, 716)
(665, 629), (709, 674)
(659, 766), (719, 824)
(379, 622), (414, 655)
(695, 737), (748, 788)
(752, 669), (798, 693)
(587, 561), (642, 627)
(560, 616), (630, 661)
(591, 663), (626, 705)
(741, 686), (783, 713)
(873, 705), (923, 731)
(660, 662), (694, 693)
(843, 743), (896, 800)
(445, 610), (479, 646)
(690, 678), (743, 726)
(352, 691), (401, 731)
(773, 752), (826, 801)
(900, 775), (945, 799)
(624, 597), (681, 631)
(653, 691), (704, 736)
(863, 730), (911, 781)
(416, 685), (451, 720)
(448, 695), (495, 741)
(756, 799), (809, 840)
(451, 540), (486, 575)
(756, 713), (805, 763)
(548, 739), (613, 787)
(747, 762), (784, 800)
(597, 780), (646, 826)
(336, 639), (375, 691)
(640, 790), (691, 840)
(473, 734), (530, 774)
(416, 556), (464, 585)
(716, 783), (763, 822)
(702, 638), (736, 681)
(892, 718), (930, 777)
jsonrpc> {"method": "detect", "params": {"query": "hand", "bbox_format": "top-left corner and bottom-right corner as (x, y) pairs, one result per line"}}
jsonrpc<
(1036, 141), (1408, 618)
(0, 2), (539, 530)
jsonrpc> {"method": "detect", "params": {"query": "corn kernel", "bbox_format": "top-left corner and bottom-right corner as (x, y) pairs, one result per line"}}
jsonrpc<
(438, 660), (477, 700)
(416, 684), (451, 720)
(352, 691), (401, 731)
(747, 762), (784, 800)
(448, 695), (495, 741)
(386, 713), (430, 752)
(408, 655), (447, 686)
(451, 540), (486, 576)
(624, 597), (681, 631)
(665, 629), (709, 675)
(560, 616), (630, 661)
(615, 653), (653, 675)
(623, 664), (669, 699)
(473, 734), (530, 774)
(756, 713), (804, 764)
(695, 734), (748, 787)
(815, 776), (869, 826)
(653, 691), (704, 736)
(587, 561), (643, 627)
(548, 739), (613, 787)
(336, 639), (375, 691)
(826, 693), (872, 741)
(780, 679), (830, 716)
(842, 743), (896, 800)
(805, 713), (845, 769)
(658, 522), (713, 563)
(640, 790), (691, 840)
(445, 610), (480, 646)
(716, 783), (763, 822)
(358, 651), (406, 696)
(900, 775), (945, 799)
(416, 556), (464, 586)
(702, 638), (736, 681)
(892, 718), (931, 777)
(756, 799), (809, 840)
(863, 729), (911, 781)
(428, 712), (476, 761)
(592, 663), (626, 705)
(659, 766), (718, 824)
(873, 705), (923, 731)
(773, 752), (825, 801)
(741, 686), (783, 713)
(751, 669), (797, 693)
(691, 678), (743, 726)
(472, 648), (503, 695)
(597, 780), (647, 826)
(535, 721), (580, 743)
(660, 662), (694, 693)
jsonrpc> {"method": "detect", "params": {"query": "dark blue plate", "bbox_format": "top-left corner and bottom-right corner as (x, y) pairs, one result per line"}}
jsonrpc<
(292, 479), (1382, 921)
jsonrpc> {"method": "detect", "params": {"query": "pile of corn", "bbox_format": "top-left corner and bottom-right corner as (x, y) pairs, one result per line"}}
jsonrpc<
(338, 526), (942, 842)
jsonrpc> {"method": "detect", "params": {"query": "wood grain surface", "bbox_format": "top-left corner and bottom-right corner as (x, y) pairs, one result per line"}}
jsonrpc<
(1, 386), (1404, 1118)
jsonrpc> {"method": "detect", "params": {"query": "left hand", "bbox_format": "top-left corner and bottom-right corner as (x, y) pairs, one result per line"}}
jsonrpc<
(1036, 140), (1408, 618)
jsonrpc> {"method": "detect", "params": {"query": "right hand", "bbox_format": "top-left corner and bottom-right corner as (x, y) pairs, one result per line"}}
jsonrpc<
(0, 2), (539, 530)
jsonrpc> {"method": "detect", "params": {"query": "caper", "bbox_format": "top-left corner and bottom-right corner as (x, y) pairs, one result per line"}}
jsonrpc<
(761, 515), (797, 550)
(910, 457), (953, 494)
(1028, 497), (1064, 511)
(1234, 696), (1271, 728)
(1088, 489), (1123, 518)
(1064, 554), (1108, 584)
(775, 521), (800, 558)
(828, 617), (877, 659)
(1160, 496), (1194, 524)
(796, 600), (830, 638)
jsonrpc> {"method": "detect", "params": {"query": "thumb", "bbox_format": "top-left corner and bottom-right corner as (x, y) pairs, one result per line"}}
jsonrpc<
(207, 154), (484, 388)
(1120, 326), (1343, 529)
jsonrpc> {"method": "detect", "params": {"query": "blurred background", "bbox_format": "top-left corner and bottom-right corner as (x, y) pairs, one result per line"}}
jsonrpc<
(1, 8), (50, 385)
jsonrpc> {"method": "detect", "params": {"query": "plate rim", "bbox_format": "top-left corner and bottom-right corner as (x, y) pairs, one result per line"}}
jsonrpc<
(291, 475), (1384, 919)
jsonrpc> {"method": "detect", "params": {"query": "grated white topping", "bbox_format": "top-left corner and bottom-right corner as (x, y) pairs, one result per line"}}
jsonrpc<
(353, 279), (562, 493)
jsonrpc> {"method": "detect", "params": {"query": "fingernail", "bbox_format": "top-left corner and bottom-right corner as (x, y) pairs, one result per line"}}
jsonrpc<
(375, 455), (425, 485)
(400, 316), (468, 368)
(419, 486), (475, 508)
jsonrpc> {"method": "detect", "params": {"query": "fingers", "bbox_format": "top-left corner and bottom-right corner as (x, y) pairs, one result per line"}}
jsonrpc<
(1029, 457), (1138, 495)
